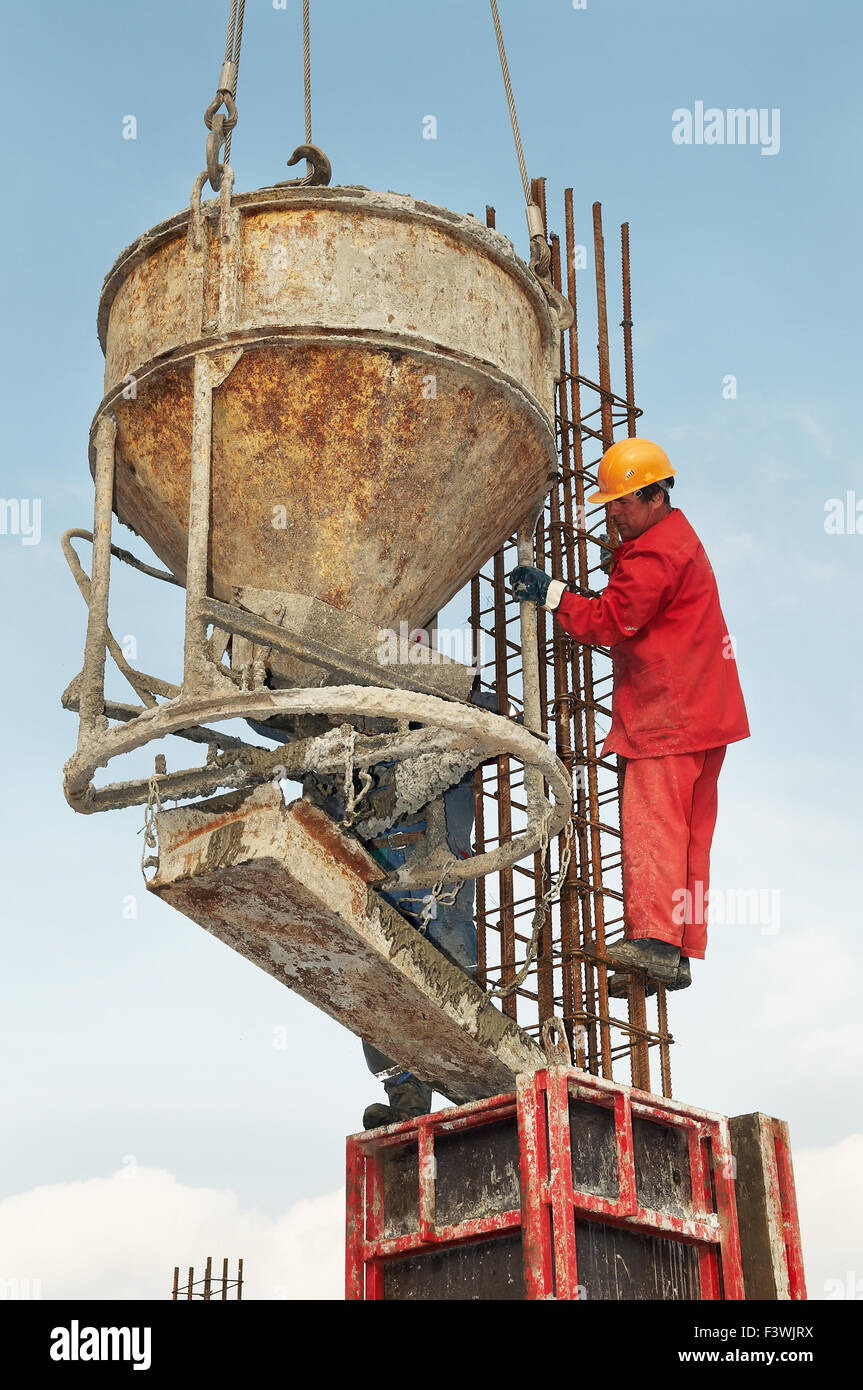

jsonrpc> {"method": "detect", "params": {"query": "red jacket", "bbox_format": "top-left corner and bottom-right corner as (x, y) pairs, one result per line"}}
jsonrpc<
(553, 508), (749, 759)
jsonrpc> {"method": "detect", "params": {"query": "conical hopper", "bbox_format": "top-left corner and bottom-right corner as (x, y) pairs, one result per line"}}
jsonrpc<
(93, 185), (560, 643)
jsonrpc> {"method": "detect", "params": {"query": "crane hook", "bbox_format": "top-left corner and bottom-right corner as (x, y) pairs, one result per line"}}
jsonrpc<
(280, 144), (332, 188)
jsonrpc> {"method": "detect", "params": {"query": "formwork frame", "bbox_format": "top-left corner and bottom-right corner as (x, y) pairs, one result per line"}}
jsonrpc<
(522, 1068), (745, 1301)
(345, 1067), (746, 1301)
(471, 185), (673, 1097)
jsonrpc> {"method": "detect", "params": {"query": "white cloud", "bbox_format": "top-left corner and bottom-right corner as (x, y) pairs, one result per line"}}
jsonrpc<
(0, 1168), (344, 1301)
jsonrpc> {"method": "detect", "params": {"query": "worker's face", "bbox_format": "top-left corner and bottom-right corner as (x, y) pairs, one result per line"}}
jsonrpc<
(606, 490), (669, 541)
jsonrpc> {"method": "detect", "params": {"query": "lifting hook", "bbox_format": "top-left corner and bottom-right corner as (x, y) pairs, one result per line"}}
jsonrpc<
(281, 144), (332, 188)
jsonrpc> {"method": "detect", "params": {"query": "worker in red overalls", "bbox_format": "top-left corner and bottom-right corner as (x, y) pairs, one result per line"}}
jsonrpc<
(511, 438), (749, 994)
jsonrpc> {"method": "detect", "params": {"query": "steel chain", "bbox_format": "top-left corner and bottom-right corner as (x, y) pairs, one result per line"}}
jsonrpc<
(140, 769), (164, 877)
(339, 724), (373, 829)
(202, 0), (245, 191)
(489, 813), (574, 999)
(204, 94), (238, 192)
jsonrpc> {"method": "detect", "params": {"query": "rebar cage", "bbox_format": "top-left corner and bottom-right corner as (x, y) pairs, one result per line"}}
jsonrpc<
(471, 186), (674, 1097)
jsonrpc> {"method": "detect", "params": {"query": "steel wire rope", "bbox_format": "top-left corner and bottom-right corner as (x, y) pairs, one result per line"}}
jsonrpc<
(303, 0), (312, 143)
(489, 0), (531, 205)
(222, 0), (246, 165)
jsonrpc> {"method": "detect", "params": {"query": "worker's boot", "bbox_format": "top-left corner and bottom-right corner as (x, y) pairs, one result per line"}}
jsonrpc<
(604, 936), (680, 984)
(362, 1075), (433, 1132)
(608, 955), (692, 998)
(667, 955), (692, 991)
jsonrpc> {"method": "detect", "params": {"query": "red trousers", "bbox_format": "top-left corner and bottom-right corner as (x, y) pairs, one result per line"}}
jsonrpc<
(621, 746), (726, 960)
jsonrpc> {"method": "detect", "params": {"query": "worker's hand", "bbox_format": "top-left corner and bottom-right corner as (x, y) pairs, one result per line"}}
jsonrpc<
(510, 564), (553, 606)
(599, 533), (615, 576)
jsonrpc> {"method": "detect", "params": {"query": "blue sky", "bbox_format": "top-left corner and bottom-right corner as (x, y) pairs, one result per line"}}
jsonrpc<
(1, 0), (862, 1299)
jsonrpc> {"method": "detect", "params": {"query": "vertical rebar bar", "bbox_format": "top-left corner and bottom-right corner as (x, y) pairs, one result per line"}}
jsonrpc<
(571, 197), (614, 1078)
(627, 982), (651, 1091)
(561, 195), (593, 1072)
(657, 984), (672, 1098)
(620, 222), (637, 438)
(493, 547), (518, 1017)
(592, 202), (614, 448)
(549, 229), (582, 1062)
(470, 573), (488, 990)
(527, 175), (554, 1024)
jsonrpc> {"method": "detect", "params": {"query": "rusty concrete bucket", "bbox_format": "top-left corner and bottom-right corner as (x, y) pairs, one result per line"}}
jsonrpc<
(96, 179), (560, 640)
(63, 172), (572, 892)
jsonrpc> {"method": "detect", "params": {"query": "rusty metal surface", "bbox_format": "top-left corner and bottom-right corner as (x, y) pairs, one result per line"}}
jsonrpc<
(98, 187), (558, 395)
(96, 185), (559, 630)
(148, 785), (546, 1101)
(108, 340), (554, 626)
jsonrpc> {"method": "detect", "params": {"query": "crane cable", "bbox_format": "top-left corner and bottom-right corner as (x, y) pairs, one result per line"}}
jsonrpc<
(303, 0), (312, 144)
(203, 0), (246, 189)
(489, 0), (530, 206)
(488, 0), (574, 328)
(285, 1), (332, 186)
(223, 0), (246, 165)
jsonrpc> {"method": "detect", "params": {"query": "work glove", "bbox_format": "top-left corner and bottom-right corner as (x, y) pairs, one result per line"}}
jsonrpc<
(599, 533), (615, 576)
(509, 564), (565, 611)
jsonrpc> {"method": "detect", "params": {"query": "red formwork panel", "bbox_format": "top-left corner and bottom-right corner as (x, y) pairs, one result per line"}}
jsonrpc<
(346, 1092), (525, 1300)
(770, 1118), (807, 1299)
(345, 1067), (750, 1300)
(530, 1068), (745, 1300)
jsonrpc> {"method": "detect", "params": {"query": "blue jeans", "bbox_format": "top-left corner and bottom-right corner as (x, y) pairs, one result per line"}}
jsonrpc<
(362, 818), (477, 1097)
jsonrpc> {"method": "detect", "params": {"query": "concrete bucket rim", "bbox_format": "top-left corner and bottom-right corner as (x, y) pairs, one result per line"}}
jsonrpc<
(96, 182), (558, 356)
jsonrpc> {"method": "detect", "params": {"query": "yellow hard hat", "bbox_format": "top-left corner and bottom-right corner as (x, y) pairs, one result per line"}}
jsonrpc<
(588, 438), (675, 504)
